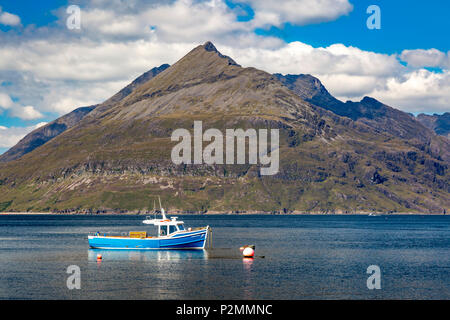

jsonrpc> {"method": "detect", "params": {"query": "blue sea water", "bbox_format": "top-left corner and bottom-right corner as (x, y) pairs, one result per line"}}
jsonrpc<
(0, 214), (448, 300)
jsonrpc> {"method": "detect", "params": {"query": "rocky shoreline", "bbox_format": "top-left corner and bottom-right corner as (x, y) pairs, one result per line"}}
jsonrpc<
(0, 210), (446, 215)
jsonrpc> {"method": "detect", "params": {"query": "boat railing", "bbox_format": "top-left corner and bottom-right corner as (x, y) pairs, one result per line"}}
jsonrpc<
(188, 227), (207, 231)
(88, 231), (129, 237)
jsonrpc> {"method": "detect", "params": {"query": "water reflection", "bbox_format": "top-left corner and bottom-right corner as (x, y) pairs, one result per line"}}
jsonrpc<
(88, 249), (209, 262)
(242, 257), (254, 269)
(242, 257), (255, 299)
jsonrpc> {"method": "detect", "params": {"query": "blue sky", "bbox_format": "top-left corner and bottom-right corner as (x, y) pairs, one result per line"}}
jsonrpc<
(2, 1), (448, 54)
(255, 0), (449, 55)
(0, 1), (65, 27)
(0, 0), (449, 154)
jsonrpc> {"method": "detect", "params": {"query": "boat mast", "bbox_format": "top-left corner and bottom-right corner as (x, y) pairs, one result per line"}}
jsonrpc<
(158, 196), (167, 220)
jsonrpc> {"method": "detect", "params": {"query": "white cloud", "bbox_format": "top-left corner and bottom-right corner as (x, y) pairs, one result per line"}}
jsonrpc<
(243, 0), (353, 28)
(78, 0), (253, 43)
(0, 93), (14, 109)
(318, 74), (381, 100)
(222, 41), (401, 77)
(400, 48), (450, 69)
(0, 93), (44, 120)
(0, 122), (48, 148)
(10, 105), (44, 120)
(0, 39), (198, 82)
(40, 80), (129, 114)
(368, 69), (450, 113)
(1, 37), (448, 116)
(0, 0), (448, 123)
(0, 8), (21, 26)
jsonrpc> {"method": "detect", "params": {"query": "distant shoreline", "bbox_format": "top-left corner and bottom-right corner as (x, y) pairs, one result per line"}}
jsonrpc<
(0, 211), (446, 216)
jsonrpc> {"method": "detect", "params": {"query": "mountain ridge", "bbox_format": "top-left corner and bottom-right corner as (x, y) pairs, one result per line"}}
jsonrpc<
(417, 112), (450, 138)
(4, 52), (447, 165)
(0, 42), (448, 213)
(275, 72), (449, 162)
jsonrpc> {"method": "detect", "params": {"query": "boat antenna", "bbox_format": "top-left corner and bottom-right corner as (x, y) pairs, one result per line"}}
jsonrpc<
(158, 196), (167, 220)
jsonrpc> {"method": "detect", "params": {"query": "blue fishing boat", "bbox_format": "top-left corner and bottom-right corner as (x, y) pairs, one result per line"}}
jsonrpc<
(88, 201), (211, 250)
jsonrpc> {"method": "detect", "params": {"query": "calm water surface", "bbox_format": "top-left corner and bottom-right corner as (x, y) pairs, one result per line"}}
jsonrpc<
(0, 214), (448, 299)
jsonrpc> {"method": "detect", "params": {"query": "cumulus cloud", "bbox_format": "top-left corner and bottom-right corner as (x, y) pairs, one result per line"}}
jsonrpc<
(66, 0), (352, 46)
(0, 92), (43, 120)
(0, 0), (448, 125)
(0, 39), (197, 82)
(0, 8), (21, 26)
(10, 105), (44, 120)
(0, 122), (47, 148)
(0, 0), (358, 119)
(66, 0), (253, 43)
(40, 79), (131, 114)
(1, 38), (448, 115)
(400, 48), (450, 69)
(318, 74), (382, 99)
(0, 93), (14, 109)
(243, 0), (353, 28)
(369, 69), (450, 113)
(222, 41), (401, 77)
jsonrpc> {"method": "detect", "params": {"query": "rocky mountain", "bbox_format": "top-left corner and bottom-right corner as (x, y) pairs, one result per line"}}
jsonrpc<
(417, 112), (450, 138)
(0, 42), (448, 213)
(0, 64), (170, 163)
(274, 73), (342, 111)
(275, 73), (449, 162)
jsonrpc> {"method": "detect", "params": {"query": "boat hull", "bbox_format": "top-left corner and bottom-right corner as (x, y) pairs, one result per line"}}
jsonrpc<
(88, 228), (208, 250)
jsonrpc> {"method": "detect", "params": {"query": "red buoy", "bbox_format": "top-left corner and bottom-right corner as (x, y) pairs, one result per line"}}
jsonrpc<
(243, 247), (254, 258)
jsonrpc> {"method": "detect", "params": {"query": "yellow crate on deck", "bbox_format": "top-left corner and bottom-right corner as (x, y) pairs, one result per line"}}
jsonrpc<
(129, 231), (147, 238)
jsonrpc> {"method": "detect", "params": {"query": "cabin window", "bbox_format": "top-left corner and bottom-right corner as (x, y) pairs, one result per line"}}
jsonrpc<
(160, 226), (168, 236)
(178, 224), (185, 231)
(169, 225), (177, 234)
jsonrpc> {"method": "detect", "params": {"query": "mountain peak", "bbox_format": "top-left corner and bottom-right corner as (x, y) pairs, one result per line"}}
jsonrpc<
(360, 96), (382, 105)
(203, 41), (218, 52)
(274, 73), (342, 109)
(192, 41), (240, 67)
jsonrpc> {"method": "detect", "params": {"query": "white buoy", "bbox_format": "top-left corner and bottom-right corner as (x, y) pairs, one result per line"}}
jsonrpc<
(243, 247), (254, 258)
